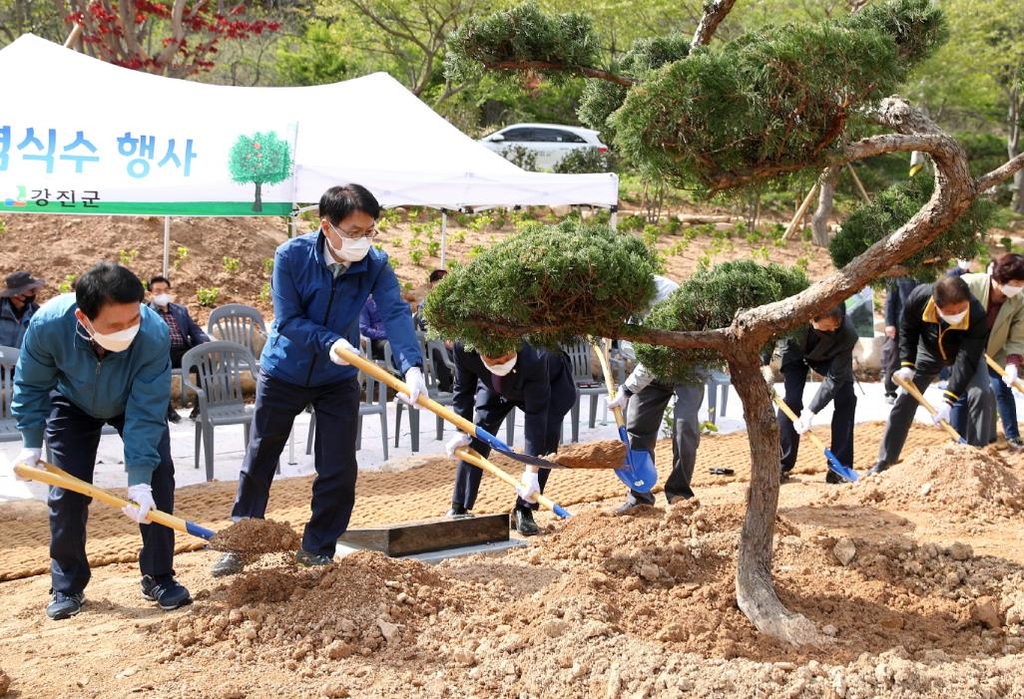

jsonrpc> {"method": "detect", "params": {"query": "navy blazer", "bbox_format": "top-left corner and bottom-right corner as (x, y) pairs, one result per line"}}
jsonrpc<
(149, 301), (210, 349)
(452, 342), (576, 457)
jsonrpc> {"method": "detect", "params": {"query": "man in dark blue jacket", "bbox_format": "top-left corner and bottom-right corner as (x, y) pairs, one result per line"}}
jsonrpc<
(775, 304), (858, 483)
(212, 184), (426, 576)
(8, 262), (191, 620)
(443, 342), (576, 535)
(147, 275), (210, 422)
(881, 277), (920, 403)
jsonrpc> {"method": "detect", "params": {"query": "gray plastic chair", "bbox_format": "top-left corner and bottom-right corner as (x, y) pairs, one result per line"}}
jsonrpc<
(0, 345), (20, 447)
(206, 304), (267, 361)
(561, 340), (605, 443)
(306, 370), (389, 460)
(180, 341), (258, 481)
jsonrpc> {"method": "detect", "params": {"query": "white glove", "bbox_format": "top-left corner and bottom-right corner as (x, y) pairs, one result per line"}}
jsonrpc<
(10, 448), (42, 481)
(894, 367), (915, 383)
(607, 386), (629, 411)
(515, 470), (541, 503)
(395, 367), (427, 408)
(1003, 364), (1019, 388)
(445, 433), (472, 459)
(932, 401), (952, 427)
(795, 409), (815, 435)
(122, 483), (155, 524)
(329, 338), (360, 365)
(760, 365), (775, 384)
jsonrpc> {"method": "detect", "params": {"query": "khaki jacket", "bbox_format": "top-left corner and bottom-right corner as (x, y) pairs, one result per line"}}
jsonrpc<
(962, 272), (1024, 364)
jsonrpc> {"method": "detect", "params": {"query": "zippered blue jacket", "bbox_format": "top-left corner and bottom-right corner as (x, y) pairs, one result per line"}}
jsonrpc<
(261, 230), (422, 386)
(13, 294), (171, 486)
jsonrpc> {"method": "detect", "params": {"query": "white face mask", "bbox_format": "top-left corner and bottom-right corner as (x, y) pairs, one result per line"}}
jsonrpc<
(938, 310), (967, 325)
(153, 293), (172, 307)
(82, 318), (140, 352)
(484, 354), (517, 376)
(326, 234), (372, 263)
(1001, 284), (1024, 299)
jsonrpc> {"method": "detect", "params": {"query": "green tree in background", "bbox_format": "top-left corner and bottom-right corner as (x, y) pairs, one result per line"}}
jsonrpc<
(229, 131), (292, 213)
(443, 0), (1024, 645)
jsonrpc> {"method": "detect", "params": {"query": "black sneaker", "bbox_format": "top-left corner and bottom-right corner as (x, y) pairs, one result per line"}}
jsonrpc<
(211, 552), (245, 578)
(141, 575), (192, 611)
(1007, 437), (1024, 451)
(780, 469), (794, 483)
(825, 469), (843, 484)
(295, 549), (334, 567)
(46, 590), (84, 620)
(884, 393), (897, 405)
(511, 507), (539, 536)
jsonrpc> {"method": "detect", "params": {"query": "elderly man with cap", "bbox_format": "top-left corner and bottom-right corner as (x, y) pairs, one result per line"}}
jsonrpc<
(0, 271), (45, 348)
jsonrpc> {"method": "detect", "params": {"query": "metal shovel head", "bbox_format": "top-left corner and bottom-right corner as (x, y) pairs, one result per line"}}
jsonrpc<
(613, 426), (657, 492)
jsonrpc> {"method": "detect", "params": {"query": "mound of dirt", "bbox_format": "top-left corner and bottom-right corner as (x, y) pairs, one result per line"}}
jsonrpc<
(837, 443), (1024, 520)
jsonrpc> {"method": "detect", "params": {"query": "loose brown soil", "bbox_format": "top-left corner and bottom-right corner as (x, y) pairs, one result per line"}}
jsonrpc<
(4, 213), (1024, 698)
(208, 518), (302, 555)
(549, 439), (627, 469)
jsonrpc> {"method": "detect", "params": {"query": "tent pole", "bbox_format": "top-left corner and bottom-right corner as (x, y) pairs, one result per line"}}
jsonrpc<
(162, 216), (171, 276)
(440, 210), (448, 269)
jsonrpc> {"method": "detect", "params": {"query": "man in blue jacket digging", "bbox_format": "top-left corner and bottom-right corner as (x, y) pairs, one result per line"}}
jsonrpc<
(212, 183), (426, 577)
(9, 261), (191, 620)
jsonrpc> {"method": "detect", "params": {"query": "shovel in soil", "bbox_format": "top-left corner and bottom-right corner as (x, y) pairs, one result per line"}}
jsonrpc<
(892, 374), (966, 444)
(770, 392), (859, 482)
(14, 460), (216, 541)
(455, 446), (571, 519)
(335, 344), (567, 470)
(589, 338), (658, 492)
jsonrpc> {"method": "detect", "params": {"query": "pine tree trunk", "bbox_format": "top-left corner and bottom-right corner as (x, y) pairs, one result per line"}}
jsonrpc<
(811, 173), (836, 246)
(730, 354), (825, 647)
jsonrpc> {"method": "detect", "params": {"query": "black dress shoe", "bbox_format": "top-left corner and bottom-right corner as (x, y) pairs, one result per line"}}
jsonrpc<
(445, 504), (472, 518)
(825, 469), (843, 484)
(511, 507), (539, 536)
(867, 461), (890, 476)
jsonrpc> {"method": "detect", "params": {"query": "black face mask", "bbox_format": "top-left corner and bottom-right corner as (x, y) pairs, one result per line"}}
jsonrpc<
(22, 295), (36, 304)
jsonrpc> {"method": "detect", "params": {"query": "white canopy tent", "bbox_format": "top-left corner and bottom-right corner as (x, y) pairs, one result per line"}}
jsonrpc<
(0, 34), (618, 222)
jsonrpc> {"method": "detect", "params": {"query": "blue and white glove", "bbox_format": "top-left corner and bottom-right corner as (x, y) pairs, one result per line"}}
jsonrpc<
(329, 338), (360, 365)
(1003, 364), (1019, 388)
(932, 401), (952, 427)
(515, 470), (541, 503)
(122, 483), (155, 524)
(395, 367), (427, 409)
(795, 409), (815, 435)
(445, 433), (472, 459)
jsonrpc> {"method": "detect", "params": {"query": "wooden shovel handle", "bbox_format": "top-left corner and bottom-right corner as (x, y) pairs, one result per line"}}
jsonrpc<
(985, 354), (1024, 393)
(770, 391), (829, 454)
(589, 337), (626, 430)
(892, 374), (964, 443)
(13, 461), (214, 540)
(455, 447), (570, 519)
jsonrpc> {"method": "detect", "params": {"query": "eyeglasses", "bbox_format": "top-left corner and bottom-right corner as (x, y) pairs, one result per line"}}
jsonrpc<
(327, 220), (377, 241)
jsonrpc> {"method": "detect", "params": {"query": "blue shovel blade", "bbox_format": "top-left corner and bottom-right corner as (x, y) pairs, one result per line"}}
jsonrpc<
(614, 426), (658, 492)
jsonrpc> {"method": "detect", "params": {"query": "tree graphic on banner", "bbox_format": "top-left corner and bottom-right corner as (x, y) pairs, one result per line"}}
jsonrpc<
(229, 132), (291, 212)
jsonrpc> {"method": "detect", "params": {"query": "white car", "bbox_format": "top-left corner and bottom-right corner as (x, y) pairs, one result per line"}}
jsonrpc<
(478, 123), (609, 171)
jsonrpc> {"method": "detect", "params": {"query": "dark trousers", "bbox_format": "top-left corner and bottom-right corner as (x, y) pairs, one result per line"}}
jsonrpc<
(777, 368), (856, 472)
(232, 369), (360, 557)
(452, 394), (570, 512)
(947, 361), (997, 446)
(45, 394), (176, 594)
(627, 380), (704, 504)
(881, 335), (899, 395)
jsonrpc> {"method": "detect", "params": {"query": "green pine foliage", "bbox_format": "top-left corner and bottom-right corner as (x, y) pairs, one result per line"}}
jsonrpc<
(612, 0), (947, 194)
(578, 34), (692, 145)
(445, 3), (600, 87)
(423, 220), (659, 356)
(829, 175), (995, 279)
(634, 261), (809, 383)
